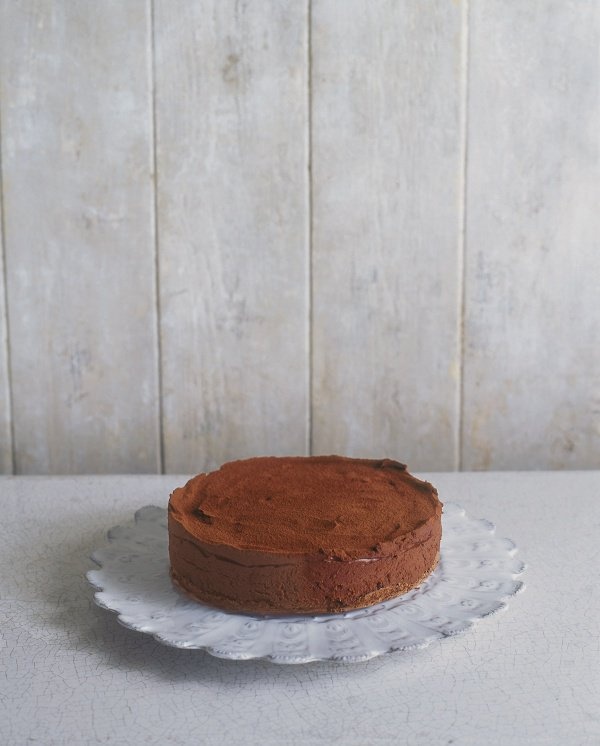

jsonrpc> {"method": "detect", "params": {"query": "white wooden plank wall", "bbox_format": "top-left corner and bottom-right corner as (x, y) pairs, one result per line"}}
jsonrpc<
(0, 0), (598, 474)
(154, 0), (309, 474)
(311, 0), (464, 470)
(462, 1), (600, 469)
(0, 1), (159, 473)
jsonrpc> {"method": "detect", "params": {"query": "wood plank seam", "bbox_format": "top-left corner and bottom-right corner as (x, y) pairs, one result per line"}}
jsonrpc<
(150, 0), (165, 475)
(0, 105), (15, 474)
(307, 0), (314, 456)
(458, 0), (470, 471)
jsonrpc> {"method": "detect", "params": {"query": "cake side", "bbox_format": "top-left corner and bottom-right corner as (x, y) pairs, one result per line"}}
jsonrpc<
(168, 516), (440, 614)
(168, 455), (442, 615)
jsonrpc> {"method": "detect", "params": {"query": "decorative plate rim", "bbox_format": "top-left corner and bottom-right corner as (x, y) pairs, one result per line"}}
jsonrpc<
(87, 502), (525, 663)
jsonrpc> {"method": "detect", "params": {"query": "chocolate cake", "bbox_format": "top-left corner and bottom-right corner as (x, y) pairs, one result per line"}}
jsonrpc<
(168, 456), (442, 615)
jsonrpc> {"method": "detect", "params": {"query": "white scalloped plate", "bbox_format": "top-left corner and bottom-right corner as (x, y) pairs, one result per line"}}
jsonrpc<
(87, 502), (524, 663)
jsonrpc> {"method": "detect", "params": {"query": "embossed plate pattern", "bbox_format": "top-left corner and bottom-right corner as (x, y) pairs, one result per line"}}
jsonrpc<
(87, 503), (525, 663)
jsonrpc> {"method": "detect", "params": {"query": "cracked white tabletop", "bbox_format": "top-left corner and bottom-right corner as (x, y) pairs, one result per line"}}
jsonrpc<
(1, 472), (599, 745)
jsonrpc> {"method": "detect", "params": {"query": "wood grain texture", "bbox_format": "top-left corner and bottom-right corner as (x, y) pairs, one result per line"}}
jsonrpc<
(462, 1), (600, 469)
(155, 1), (309, 473)
(0, 1), (597, 475)
(311, 0), (464, 470)
(0, 1), (159, 473)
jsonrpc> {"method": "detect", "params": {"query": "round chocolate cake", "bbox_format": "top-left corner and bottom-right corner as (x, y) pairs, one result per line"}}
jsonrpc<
(168, 455), (442, 615)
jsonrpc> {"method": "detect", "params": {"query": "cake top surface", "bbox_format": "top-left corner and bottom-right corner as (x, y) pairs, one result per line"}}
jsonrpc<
(169, 455), (441, 557)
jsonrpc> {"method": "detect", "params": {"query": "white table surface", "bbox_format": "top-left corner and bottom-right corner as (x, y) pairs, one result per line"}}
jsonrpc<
(1, 472), (599, 746)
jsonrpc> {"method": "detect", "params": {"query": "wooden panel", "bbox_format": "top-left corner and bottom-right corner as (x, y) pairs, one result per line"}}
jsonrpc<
(155, 1), (309, 472)
(0, 1), (159, 473)
(462, 2), (600, 469)
(0, 236), (12, 474)
(311, 0), (465, 470)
